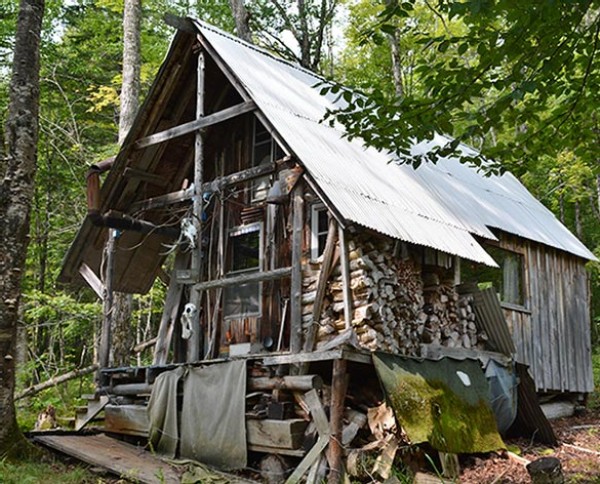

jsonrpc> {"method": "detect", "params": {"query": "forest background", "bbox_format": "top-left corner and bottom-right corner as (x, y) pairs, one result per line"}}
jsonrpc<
(1, 0), (599, 435)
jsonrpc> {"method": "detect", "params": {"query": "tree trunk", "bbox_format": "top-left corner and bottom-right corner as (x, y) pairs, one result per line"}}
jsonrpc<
(0, 0), (45, 458)
(104, 0), (141, 369)
(229, 0), (253, 43)
(385, 0), (404, 98)
(574, 200), (582, 240)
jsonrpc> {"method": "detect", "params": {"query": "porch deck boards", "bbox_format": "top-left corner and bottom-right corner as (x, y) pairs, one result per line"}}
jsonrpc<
(32, 432), (181, 484)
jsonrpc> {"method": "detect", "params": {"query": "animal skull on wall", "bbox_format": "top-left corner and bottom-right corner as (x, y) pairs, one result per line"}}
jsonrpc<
(181, 302), (197, 340)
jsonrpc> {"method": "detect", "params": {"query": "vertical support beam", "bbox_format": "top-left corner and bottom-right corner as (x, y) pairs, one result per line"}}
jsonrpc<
(187, 50), (205, 363)
(338, 227), (352, 330)
(303, 218), (338, 354)
(99, 230), (116, 373)
(290, 182), (304, 354)
(327, 358), (348, 483)
(153, 251), (189, 365)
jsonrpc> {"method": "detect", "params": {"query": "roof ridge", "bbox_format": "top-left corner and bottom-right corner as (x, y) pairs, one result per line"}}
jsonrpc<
(193, 19), (329, 83)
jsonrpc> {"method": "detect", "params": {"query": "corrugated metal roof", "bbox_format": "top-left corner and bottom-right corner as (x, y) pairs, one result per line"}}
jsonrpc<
(195, 20), (596, 263)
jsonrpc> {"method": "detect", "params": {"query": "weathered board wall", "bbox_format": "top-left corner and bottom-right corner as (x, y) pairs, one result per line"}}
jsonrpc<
(499, 233), (593, 394)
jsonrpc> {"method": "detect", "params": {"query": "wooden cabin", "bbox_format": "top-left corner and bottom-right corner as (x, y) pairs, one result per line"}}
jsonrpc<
(58, 18), (596, 479)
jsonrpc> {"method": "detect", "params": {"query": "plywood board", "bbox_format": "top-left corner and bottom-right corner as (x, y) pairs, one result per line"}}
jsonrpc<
(33, 433), (181, 484)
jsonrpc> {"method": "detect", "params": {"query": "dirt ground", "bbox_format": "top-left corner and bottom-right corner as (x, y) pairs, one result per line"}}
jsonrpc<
(460, 409), (600, 483)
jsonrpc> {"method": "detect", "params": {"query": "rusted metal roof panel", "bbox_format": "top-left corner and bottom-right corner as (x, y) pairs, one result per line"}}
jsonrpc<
(196, 21), (596, 263)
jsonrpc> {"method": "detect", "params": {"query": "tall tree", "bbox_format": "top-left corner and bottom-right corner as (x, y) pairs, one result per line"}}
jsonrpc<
(229, 0), (253, 43)
(107, 0), (142, 368)
(0, 0), (45, 457)
(250, 0), (339, 71)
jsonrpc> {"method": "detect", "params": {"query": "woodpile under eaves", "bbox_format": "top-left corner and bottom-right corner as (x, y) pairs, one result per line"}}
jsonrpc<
(302, 235), (488, 356)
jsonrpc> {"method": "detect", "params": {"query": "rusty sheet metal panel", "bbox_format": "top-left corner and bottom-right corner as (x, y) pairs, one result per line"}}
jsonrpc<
(471, 287), (517, 357)
(195, 21), (596, 263)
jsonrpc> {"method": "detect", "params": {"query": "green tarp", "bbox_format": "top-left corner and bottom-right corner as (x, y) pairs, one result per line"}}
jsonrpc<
(373, 353), (505, 454)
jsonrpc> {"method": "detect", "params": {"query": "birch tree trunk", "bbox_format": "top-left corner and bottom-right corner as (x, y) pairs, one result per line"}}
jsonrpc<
(229, 0), (253, 43)
(0, 0), (45, 458)
(106, 0), (141, 368)
(385, 0), (404, 98)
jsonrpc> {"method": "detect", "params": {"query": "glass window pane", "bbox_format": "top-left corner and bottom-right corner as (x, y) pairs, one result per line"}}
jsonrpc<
(231, 230), (260, 272)
(223, 281), (260, 319)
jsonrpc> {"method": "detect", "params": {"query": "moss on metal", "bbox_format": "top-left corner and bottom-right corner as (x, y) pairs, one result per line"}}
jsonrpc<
(374, 353), (505, 454)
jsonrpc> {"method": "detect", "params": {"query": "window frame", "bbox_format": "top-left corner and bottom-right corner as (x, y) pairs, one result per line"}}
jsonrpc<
(310, 203), (329, 261)
(461, 243), (528, 310)
(223, 222), (263, 320)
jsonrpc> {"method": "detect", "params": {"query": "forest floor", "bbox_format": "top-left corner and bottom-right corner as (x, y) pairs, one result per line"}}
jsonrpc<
(460, 408), (600, 483)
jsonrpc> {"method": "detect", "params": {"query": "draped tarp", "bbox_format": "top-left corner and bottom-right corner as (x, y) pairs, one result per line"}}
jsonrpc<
(373, 352), (505, 454)
(147, 366), (185, 457)
(180, 360), (247, 470)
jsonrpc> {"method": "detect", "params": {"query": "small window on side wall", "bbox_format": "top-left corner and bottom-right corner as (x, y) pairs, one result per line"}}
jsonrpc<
(311, 204), (328, 261)
(251, 119), (284, 202)
(223, 223), (262, 319)
(461, 245), (526, 307)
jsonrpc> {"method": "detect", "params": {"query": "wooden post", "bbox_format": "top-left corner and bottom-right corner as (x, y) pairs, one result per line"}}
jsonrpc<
(187, 49), (205, 363)
(290, 182), (304, 354)
(99, 230), (116, 373)
(303, 218), (337, 354)
(328, 358), (347, 483)
(338, 227), (352, 330)
(152, 251), (189, 365)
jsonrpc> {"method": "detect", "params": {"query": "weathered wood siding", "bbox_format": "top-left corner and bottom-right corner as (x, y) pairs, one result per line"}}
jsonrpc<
(499, 235), (593, 393)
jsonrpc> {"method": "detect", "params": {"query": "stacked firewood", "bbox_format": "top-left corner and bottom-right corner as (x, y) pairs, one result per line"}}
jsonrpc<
(418, 279), (487, 350)
(302, 235), (488, 355)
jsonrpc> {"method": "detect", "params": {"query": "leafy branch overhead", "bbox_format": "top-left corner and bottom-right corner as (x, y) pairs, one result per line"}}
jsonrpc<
(324, 0), (600, 174)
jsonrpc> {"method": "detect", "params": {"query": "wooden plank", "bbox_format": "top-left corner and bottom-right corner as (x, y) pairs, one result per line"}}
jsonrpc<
(338, 227), (353, 331)
(284, 436), (328, 484)
(105, 404), (150, 437)
(248, 444), (305, 457)
(78, 263), (104, 300)
(246, 419), (307, 450)
(262, 348), (372, 366)
(302, 389), (330, 438)
(290, 183), (304, 354)
(129, 162), (277, 214)
(75, 395), (109, 432)
(130, 187), (194, 213)
(192, 267), (292, 291)
(153, 251), (189, 365)
(134, 101), (257, 149)
(123, 167), (169, 187)
(33, 433), (180, 483)
(303, 218), (338, 354)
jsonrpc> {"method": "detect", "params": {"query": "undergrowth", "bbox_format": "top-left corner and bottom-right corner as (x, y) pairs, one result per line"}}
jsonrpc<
(589, 351), (600, 411)
(0, 457), (102, 484)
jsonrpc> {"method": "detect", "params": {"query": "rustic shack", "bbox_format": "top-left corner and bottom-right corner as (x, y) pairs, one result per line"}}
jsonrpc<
(57, 18), (596, 481)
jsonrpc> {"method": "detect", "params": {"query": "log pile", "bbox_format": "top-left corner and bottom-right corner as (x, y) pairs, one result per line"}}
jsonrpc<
(419, 280), (487, 350)
(302, 235), (488, 356)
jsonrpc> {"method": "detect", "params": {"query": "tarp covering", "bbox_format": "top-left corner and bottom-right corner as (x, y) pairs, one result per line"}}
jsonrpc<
(180, 361), (247, 470)
(373, 353), (505, 454)
(147, 366), (185, 457)
(485, 359), (518, 434)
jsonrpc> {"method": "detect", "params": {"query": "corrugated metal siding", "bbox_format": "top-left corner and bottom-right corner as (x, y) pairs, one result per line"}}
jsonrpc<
(471, 287), (516, 356)
(195, 21), (596, 264)
(500, 236), (594, 394)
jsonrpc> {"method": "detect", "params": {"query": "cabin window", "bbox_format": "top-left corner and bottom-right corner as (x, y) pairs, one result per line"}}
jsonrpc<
(223, 223), (262, 319)
(311, 204), (329, 260)
(252, 119), (284, 202)
(461, 245), (526, 307)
